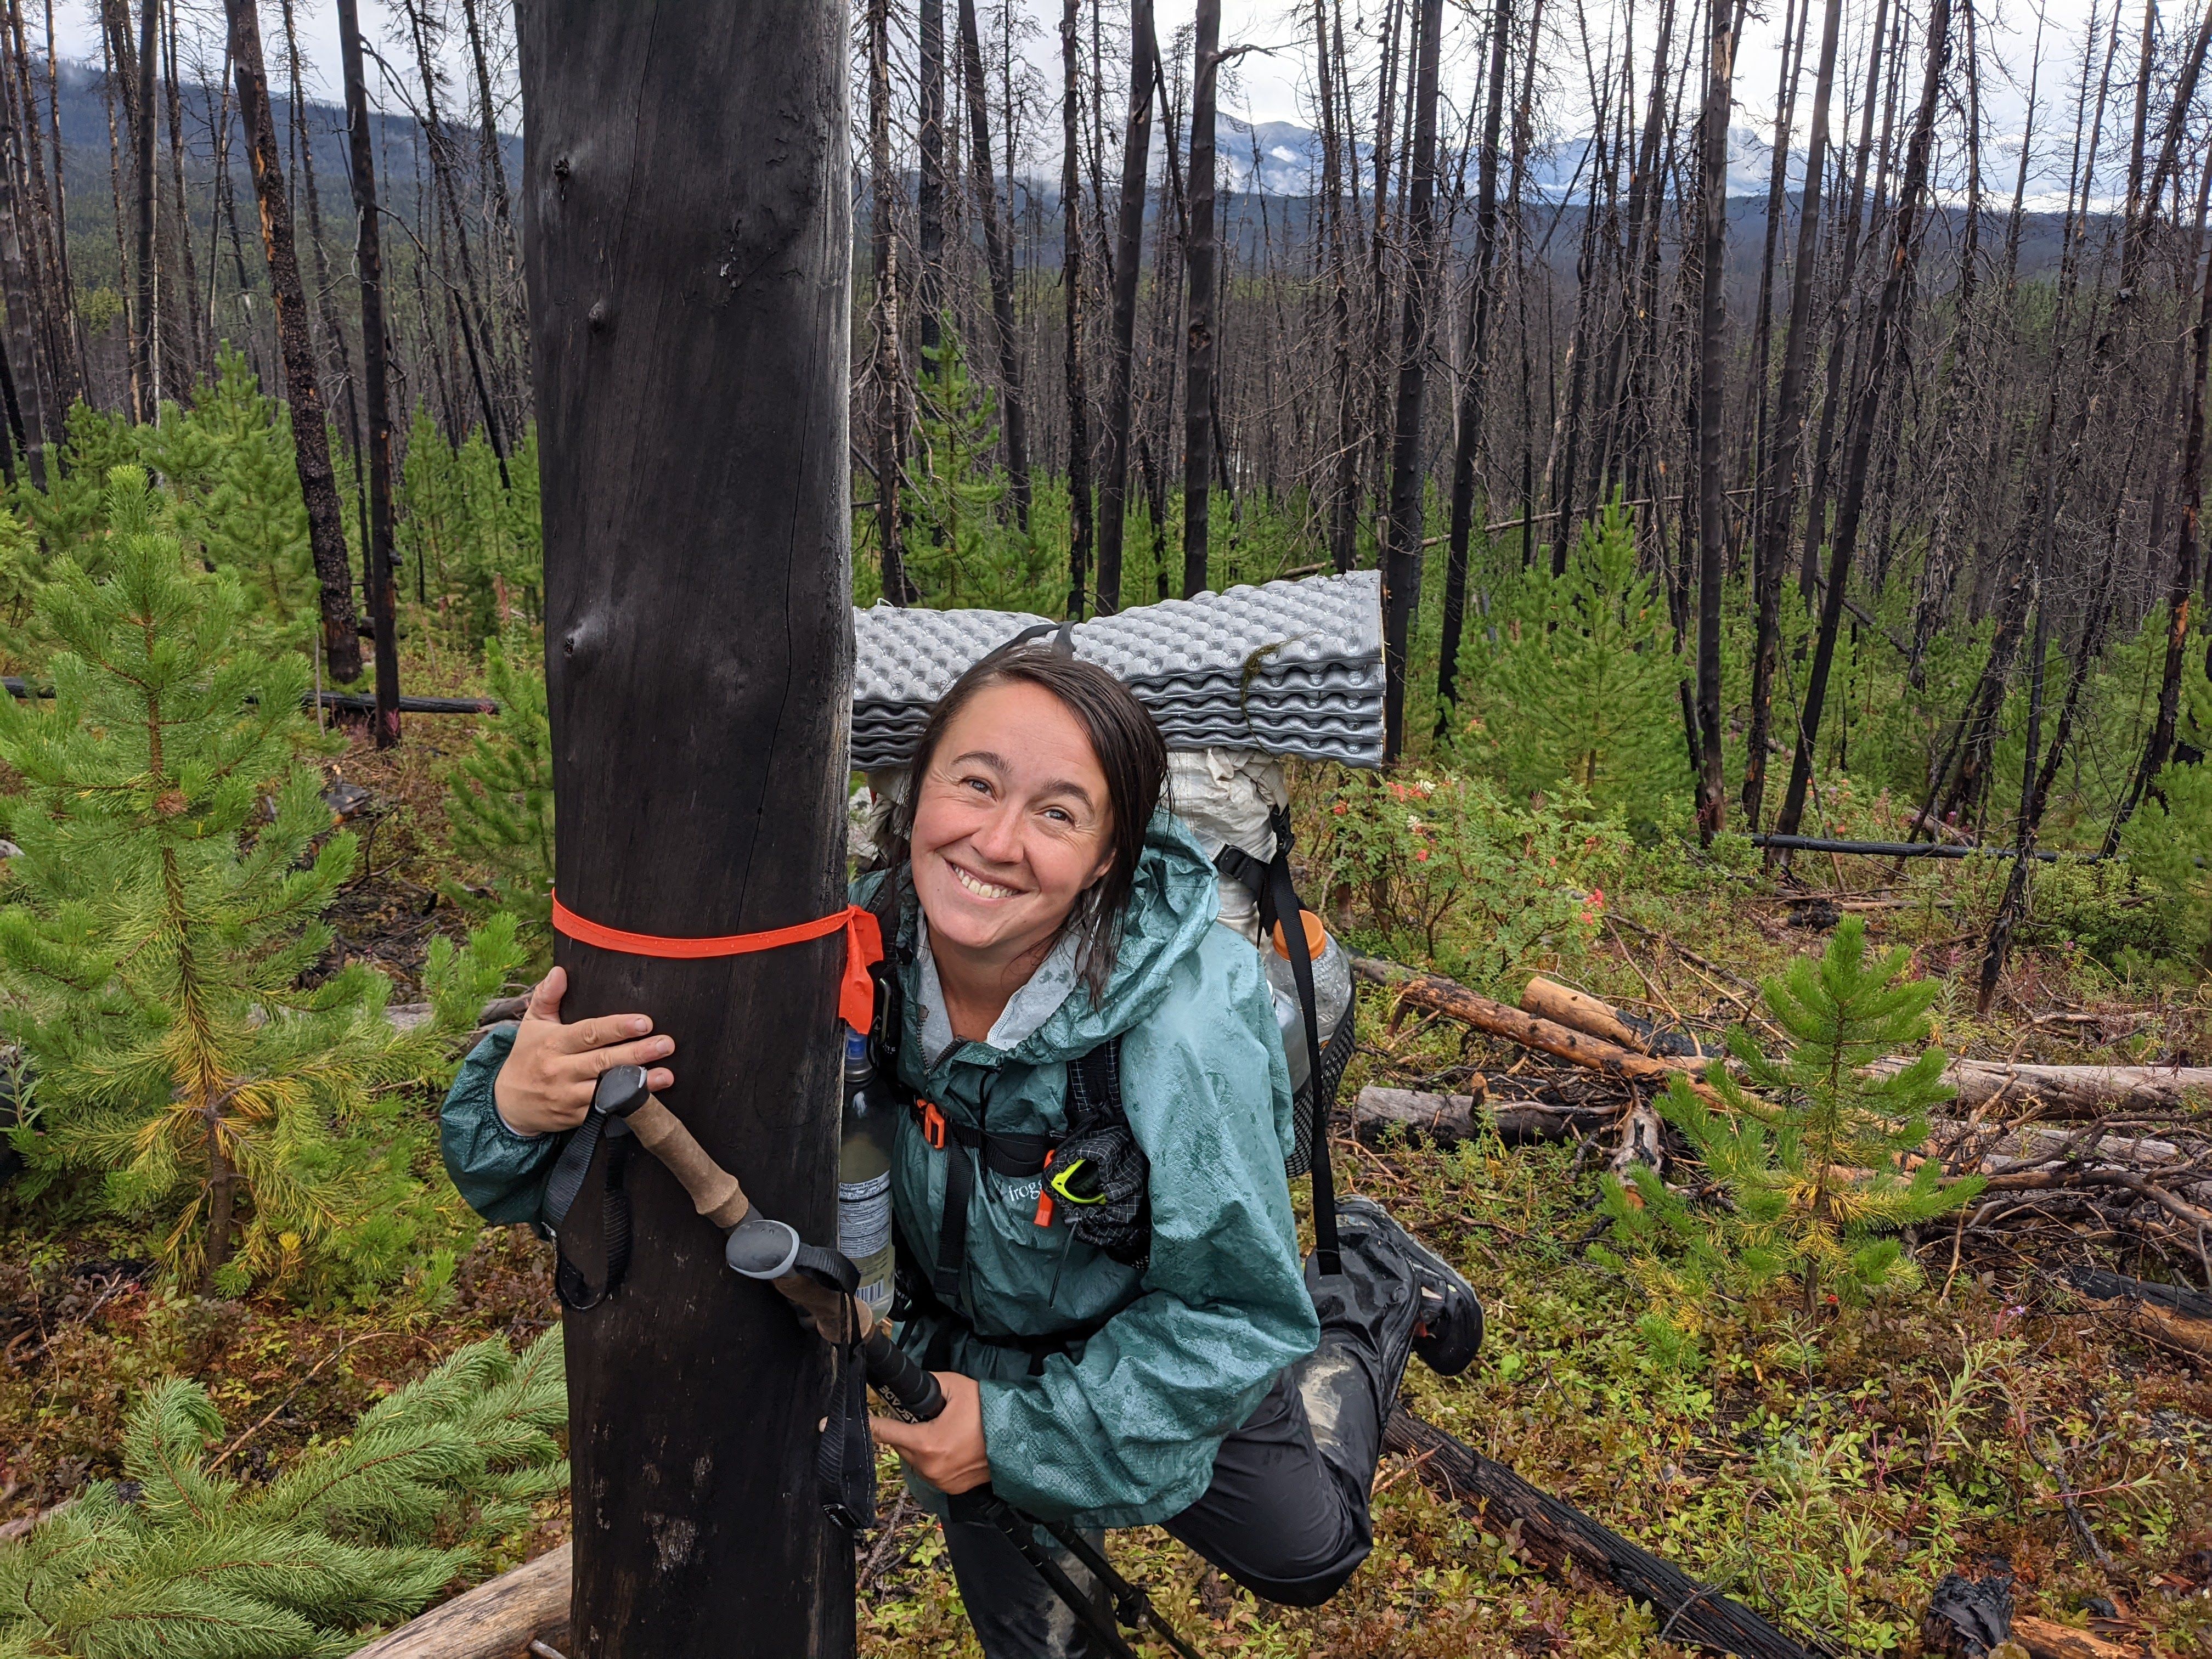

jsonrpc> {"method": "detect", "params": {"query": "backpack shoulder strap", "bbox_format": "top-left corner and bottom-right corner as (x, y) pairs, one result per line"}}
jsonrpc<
(1067, 1034), (1121, 1121)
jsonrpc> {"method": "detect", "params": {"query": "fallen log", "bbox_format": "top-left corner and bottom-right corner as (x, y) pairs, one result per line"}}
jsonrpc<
(1352, 1085), (1618, 1149)
(1352, 956), (1719, 1101)
(2011, 1615), (2136, 1659)
(2062, 1266), (2212, 1321)
(1869, 1057), (2212, 1119)
(1383, 1409), (1819, 1659)
(349, 1543), (571, 1659)
(2130, 1300), (2212, 1362)
(1976, 1165), (2212, 1232)
(1520, 977), (1716, 1059)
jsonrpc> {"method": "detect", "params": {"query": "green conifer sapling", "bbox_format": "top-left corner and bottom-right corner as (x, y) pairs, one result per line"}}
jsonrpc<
(1603, 915), (1980, 1339)
(0, 469), (522, 1292)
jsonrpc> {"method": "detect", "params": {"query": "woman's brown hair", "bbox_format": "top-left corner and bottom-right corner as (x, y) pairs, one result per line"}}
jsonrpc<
(870, 645), (1169, 1000)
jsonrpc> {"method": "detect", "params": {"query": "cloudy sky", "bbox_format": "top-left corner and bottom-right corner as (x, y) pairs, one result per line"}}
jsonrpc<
(48, 0), (2132, 201)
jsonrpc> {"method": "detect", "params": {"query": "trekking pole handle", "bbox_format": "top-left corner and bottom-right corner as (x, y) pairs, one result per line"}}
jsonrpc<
(592, 1066), (945, 1420)
(863, 1324), (946, 1419)
(593, 1065), (752, 1229)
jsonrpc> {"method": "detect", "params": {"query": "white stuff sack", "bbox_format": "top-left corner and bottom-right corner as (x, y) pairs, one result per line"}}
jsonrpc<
(1165, 749), (1287, 946)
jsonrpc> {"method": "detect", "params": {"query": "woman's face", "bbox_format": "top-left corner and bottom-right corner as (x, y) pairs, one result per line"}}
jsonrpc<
(909, 680), (1117, 974)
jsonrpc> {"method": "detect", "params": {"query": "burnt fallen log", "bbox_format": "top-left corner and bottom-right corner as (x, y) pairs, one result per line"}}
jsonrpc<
(1351, 956), (1720, 1101)
(2061, 1267), (2212, 1361)
(315, 691), (501, 716)
(2062, 1266), (2212, 1321)
(1383, 1409), (1820, 1659)
(1, 679), (501, 718)
(1519, 977), (1718, 1059)
(1352, 1085), (1620, 1148)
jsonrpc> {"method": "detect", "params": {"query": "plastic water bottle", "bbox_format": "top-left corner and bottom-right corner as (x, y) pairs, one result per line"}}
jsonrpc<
(1265, 910), (1353, 1092)
(838, 1026), (898, 1322)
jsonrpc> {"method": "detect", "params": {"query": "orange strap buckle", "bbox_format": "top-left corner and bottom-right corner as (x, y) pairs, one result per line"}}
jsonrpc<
(1034, 1150), (1057, 1228)
(920, 1101), (948, 1151)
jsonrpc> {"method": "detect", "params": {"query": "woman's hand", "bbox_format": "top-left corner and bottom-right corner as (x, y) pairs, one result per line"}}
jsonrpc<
(870, 1372), (992, 1496)
(491, 967), (678, 1137)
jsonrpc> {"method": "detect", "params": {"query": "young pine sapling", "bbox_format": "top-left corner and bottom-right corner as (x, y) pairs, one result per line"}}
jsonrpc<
(1602, 915), (1980, 1354)
(0, 469), (522, 1293)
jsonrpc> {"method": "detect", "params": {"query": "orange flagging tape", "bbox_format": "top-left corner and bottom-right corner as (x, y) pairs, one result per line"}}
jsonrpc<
(551, 894), (884, 1030)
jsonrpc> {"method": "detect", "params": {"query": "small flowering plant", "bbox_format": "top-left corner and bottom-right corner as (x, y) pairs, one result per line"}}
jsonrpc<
(1313, 770), (1627, 990)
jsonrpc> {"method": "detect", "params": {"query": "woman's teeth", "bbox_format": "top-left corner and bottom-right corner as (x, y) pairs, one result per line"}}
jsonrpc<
(952, 865), (1019, 900)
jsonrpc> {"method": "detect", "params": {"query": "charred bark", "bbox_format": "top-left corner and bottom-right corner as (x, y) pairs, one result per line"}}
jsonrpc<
(515, 0), (855, 1643)
(225, 0), (362, 684)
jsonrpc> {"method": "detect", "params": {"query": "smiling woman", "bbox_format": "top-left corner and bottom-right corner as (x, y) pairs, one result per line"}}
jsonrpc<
(439, 642), (1484, 1659)
(890, 651), (1166, 1023)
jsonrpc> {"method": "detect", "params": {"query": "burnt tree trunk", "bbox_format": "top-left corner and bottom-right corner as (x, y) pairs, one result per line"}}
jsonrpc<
(0, 63), (44, 483)
(1432, 0), (1513, 716)
(917, 0), (945, 360)
(1097, 0), (1156, 614)
(1060, 0), (1093, 618)
(956, 0), (1031, 531)
(2112, 156), (2212, 843)
(1773, 0), (1952, 844)
(1435, 0), (1513, 721)
(1692, 0), (1735, 841)
(1181, 0), (1221, 597)
(224, 0), (361, 684)
(1381, 0), (1442, 759)
(867, 0), (910, 605)
(131, 0), (153, 417)
(337, 0), (398, 747)
(515, 1), (855, 1651)
(1743, 0), (1843, 828)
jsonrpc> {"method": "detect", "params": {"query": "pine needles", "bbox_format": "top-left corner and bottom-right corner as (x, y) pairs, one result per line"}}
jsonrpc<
(0, 1331), (565, 1659)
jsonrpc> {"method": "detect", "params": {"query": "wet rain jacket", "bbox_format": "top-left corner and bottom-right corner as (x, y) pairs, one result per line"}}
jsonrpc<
(441, 810), (1319, 1527)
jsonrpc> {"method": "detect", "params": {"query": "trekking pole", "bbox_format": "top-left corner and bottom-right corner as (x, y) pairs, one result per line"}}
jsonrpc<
(591, 1064), (1206, 1654)
(583, 1065), (940, 1414)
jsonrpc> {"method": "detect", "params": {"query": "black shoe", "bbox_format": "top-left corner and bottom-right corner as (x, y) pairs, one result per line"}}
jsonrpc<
(1334, 1196), (1485, 1378)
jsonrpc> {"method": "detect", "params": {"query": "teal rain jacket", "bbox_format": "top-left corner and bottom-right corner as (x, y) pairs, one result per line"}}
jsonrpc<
(441, 810), (1319, 1528)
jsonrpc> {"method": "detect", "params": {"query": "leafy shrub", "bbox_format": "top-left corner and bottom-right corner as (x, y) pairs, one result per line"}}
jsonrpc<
(1601, 915), (1980, 1355)
(0, 470), (522, 1293)
(1313, 769), (1624, 988)
(0, 1331), (565, 1658)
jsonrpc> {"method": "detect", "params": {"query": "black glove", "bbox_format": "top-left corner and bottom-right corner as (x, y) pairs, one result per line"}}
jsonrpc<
(1051, 1119), (1150, 1270)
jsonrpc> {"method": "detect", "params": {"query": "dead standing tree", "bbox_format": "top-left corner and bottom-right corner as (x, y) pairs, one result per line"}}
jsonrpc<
(1691, 0), (1735, 842)
(1098, 0), (1158, 614)
(1182, 0), (1249, 599)
(1436, 0), (1514, 724)
(957, 0), (1032, 531)
(337, 0), (399, 747)
(223, 0), (361, 685)
(1772, 0), (1953, 849)
(1059, 0), (1092, 617)
(1381, 0), (1442, 760)
(515, 0), (856, 1650)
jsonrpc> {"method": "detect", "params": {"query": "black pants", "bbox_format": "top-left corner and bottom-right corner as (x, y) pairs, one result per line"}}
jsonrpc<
(943, 1333), (1384, 1658)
